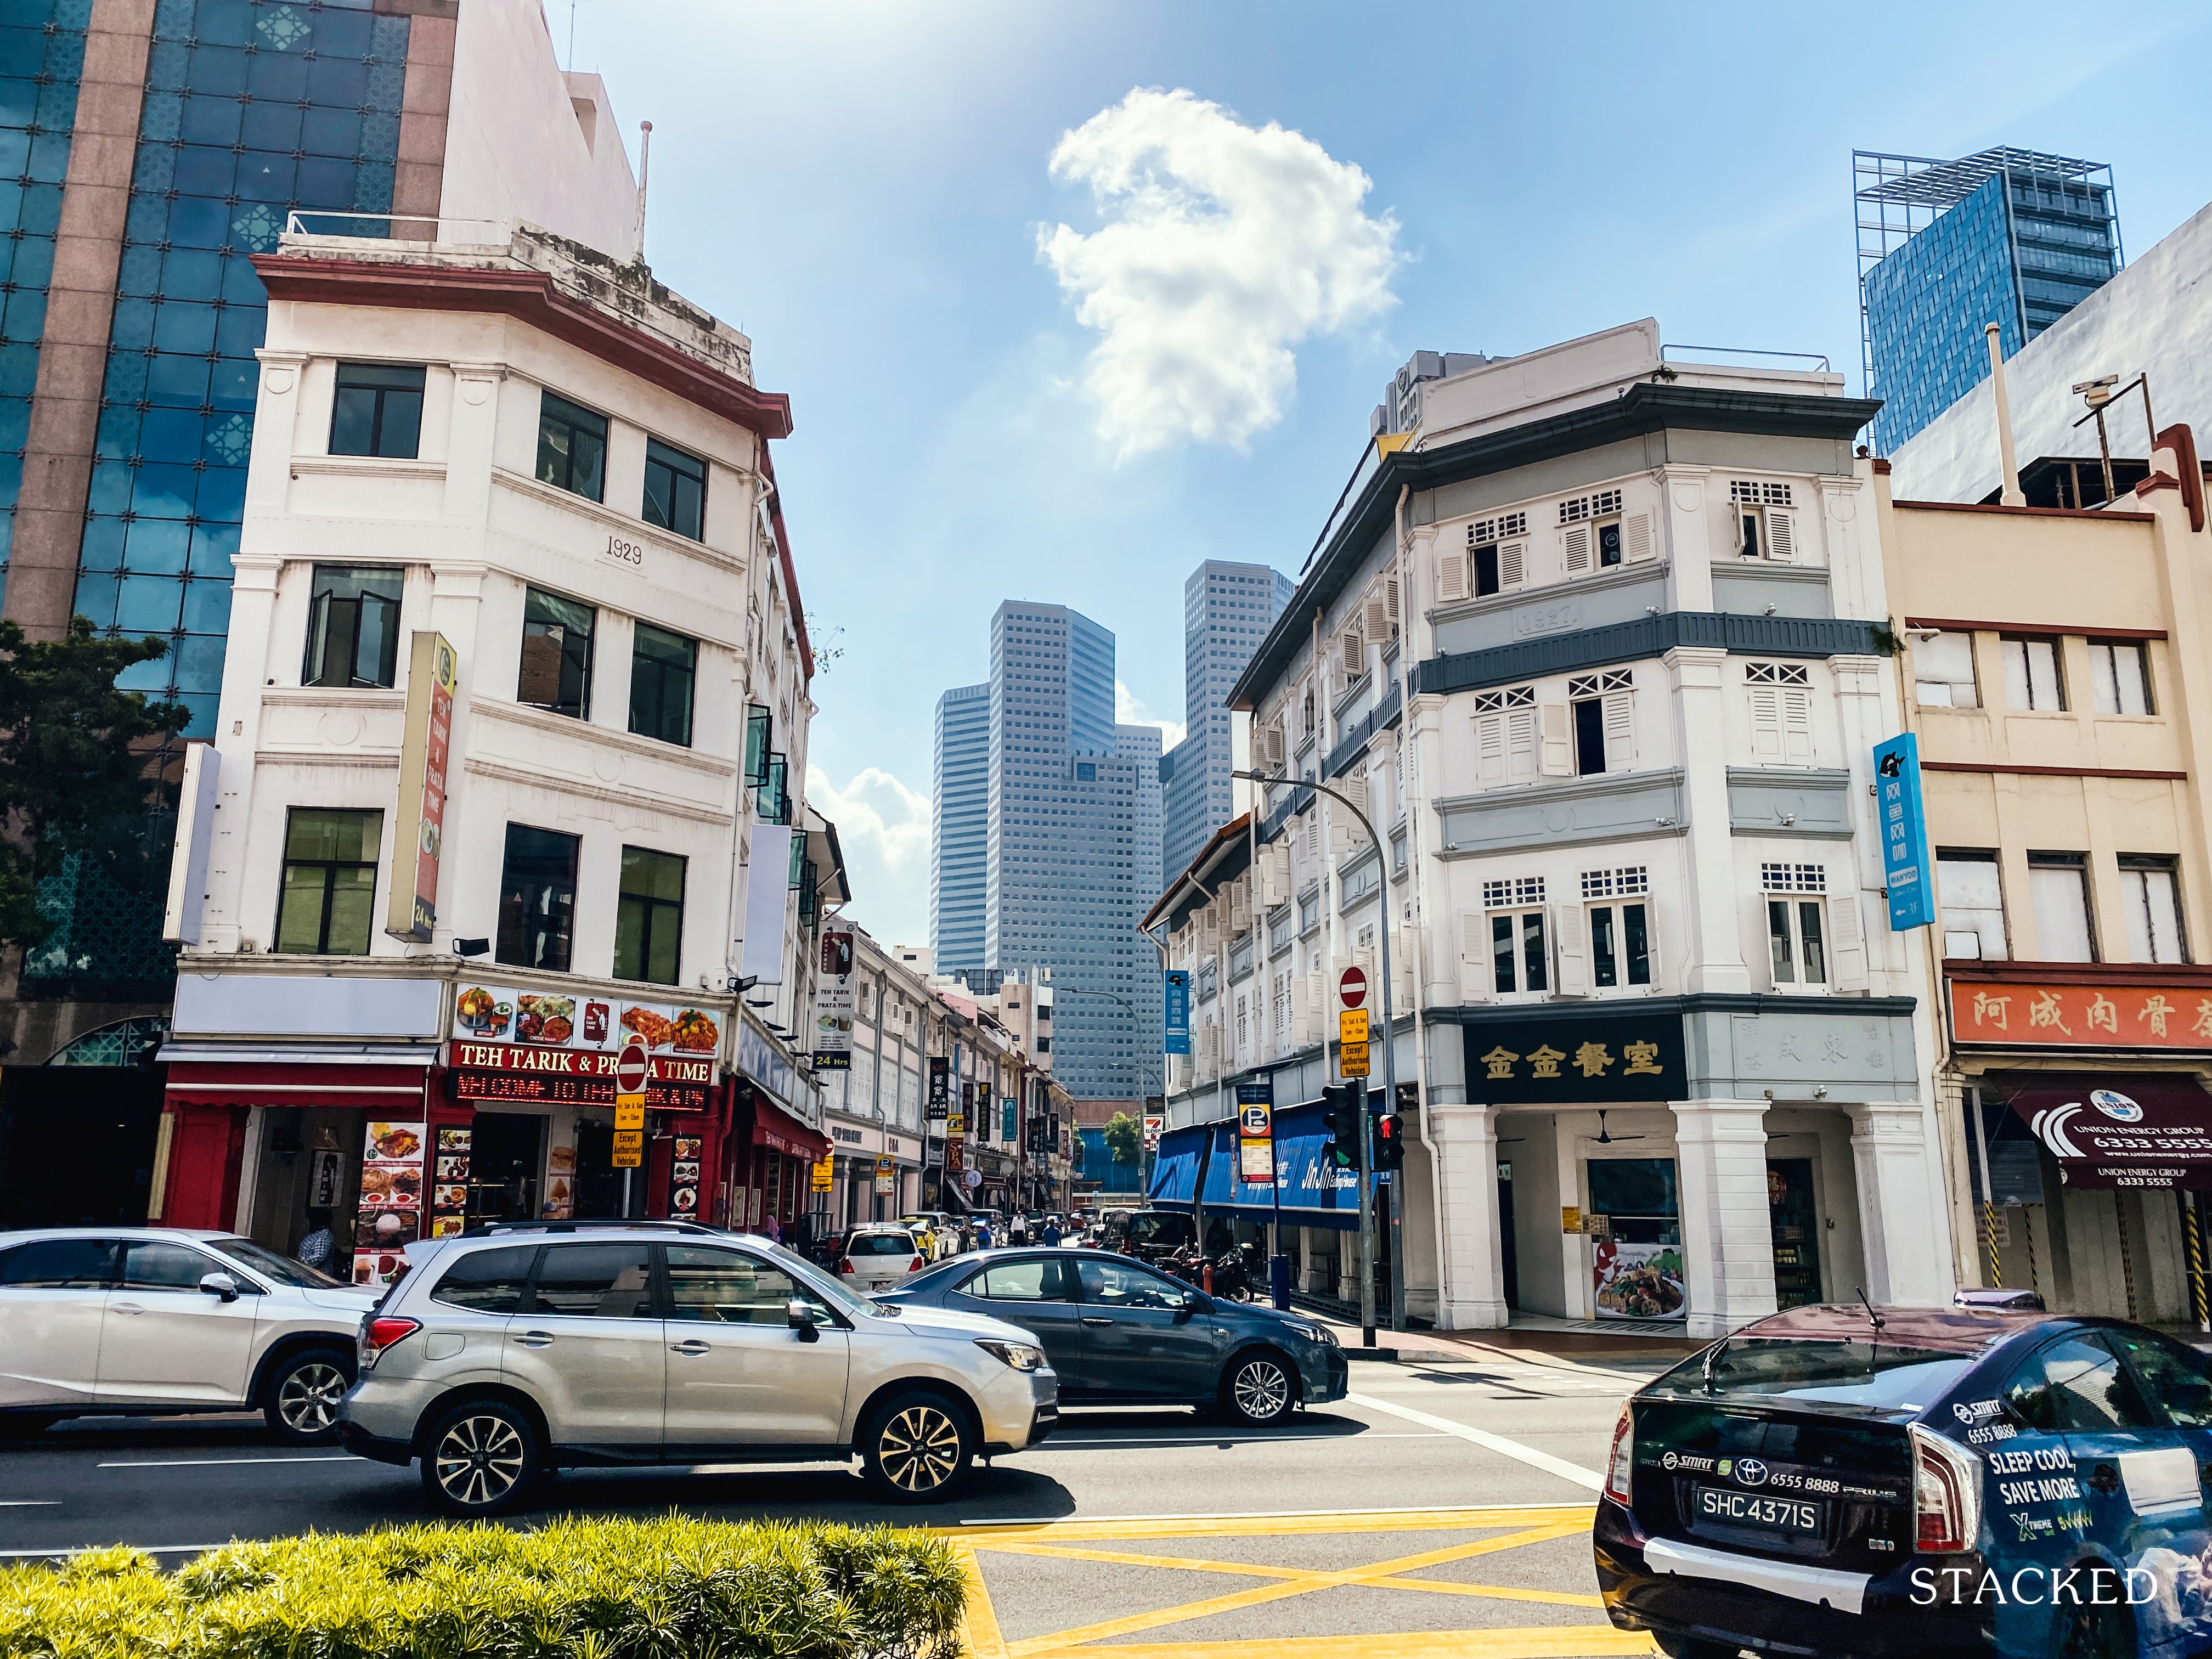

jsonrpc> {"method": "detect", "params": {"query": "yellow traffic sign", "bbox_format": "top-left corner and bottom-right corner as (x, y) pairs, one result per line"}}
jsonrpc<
(811, 1153), (835, 1193)
(1338, 1008), (1369, 1044)
(614, 1100), (645, 1132)
(611, 1129), (644, 1169)
(1340, 1040), (1370, 1079)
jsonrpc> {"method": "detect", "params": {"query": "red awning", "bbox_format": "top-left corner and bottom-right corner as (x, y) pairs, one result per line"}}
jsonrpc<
(1988, 1071), (2212, 1191)
(749, 1092), (830, 1160)
(165, 1060), (431, 1113)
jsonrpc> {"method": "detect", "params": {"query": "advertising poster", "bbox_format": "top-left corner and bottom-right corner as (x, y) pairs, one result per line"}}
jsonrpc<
(353, 1120), (425, 1284)
(1874, 731), (1934, 930)
(452, 984), (719, 1056)
(428, 1125), (471, 1238)
(812, 929), (855, 1069)
(669, 1136), (703, 1217)
(1592, 1237), (1687, 1321)
(386, 633), (457, 943)
(1163, 969), (1192, 1055)
(927, 1056), (950, 1119)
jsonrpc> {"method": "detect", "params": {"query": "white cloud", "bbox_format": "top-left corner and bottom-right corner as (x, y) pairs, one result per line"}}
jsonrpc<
(1039, 87), (1401, 461)
(806, 764), (932, 946)
(1115, 677), (1186, 749)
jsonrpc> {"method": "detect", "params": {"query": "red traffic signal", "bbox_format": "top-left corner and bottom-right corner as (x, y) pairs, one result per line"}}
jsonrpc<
(1371, 1111), (1406, 1171)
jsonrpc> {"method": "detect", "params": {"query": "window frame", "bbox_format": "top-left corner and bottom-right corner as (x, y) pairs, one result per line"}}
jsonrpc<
(328, 360), (426, 460)
(1936, 847), (2008, 962)
(642, 437), (707, 542)
(614, 845), (687, 986)
(2089, 638), (2154, 716)
(275, 806), (382, 956)
(2001, 634), (2067, 712)
(1588, 899), (1653, 989)
(1764, 892), (1829, 990)
(2027, 850), (2097, 962)
(496, 822), (581, 974)
(628, 621), (697, 748)
(2118, 853), (2187, 965)
(534, 389), (608, 503)
(301, 564), (403, 690)
(1491, 909), (1550, 995)
(1911, 630), (1980, 710)
(518, 586), (596, 720)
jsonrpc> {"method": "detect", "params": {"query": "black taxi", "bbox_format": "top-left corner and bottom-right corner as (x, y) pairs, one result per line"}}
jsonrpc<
(1595, 1304), (2212, 1657)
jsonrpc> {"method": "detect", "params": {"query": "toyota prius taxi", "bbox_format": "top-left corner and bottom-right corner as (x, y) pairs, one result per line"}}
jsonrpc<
(1595, 1304), (2212, 1658)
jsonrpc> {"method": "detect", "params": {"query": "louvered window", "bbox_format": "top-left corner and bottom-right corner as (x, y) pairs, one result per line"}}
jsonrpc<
(1731, 480), (1797, 561)
(1746, 665), (1814, 764)
(1473, 687), (1539, 787)
(1567, 670), (1634, 776)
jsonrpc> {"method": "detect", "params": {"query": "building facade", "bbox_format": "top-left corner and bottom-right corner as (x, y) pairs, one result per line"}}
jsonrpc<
(1881, 427), (2212, 1325)
(930, 599), (1161, 1101)
(1150, 319), (1957, 1338)
(1161, 559), (1294, 885)
(1855, 147), (2120, 455)
(138, 215), (833, 1274)
(929, 680), (989, 981)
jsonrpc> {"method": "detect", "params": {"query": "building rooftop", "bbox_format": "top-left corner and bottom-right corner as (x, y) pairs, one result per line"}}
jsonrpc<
(1854, 146), (2109, 210)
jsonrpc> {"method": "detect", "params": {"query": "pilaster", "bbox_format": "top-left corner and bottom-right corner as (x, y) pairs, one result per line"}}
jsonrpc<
(1664, 645), (1750, 992)
(1426, 1099), (1508, 1328)
(1844, 1099), (1957, 1306)
(1671, 1097), (1776, 1338)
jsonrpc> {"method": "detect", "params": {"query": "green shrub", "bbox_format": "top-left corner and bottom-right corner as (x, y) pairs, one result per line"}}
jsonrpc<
(0, 1515), (968, 1659)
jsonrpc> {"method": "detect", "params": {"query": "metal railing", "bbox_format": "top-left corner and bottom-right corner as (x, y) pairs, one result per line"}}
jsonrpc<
(1661, 343), (1833, 374)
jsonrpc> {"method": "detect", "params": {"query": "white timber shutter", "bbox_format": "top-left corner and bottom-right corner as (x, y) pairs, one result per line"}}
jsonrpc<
(1458, 913), (1487, 1002)
(1766, 510), (1796, 561)
(1499, 539), (1526, 589)
(1553, 902), (1590, 996)
(1830, 889), (1870, 991)
(1438, 548), (1469, 602)
(1364, 591), (1390, 642)
(1475, 713), (1506, 784)
(1386, 577), (1401, 629)
(1748, 685), (1784, 761)
(1623, 511), (1654, 562)
(1563, 523), (1592, 576)
(1782, 687), (1814, 763)
(1602, 692), (1635, 772)
(1539, 702), (1574, 775)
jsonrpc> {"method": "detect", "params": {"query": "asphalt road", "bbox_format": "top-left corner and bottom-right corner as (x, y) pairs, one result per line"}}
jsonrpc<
(0, 1342), (1668, 1659)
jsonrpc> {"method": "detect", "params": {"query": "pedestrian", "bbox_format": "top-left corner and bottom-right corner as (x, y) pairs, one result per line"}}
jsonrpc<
(296, 1206), (337, 1273)
(763, 1210), (782, 1245)
(1041, 1215), (1062, 1248)
(974, 1217), (992, 1250)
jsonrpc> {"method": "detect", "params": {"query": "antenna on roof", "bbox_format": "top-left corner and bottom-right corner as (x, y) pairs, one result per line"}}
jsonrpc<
(631, 120), (653, 266)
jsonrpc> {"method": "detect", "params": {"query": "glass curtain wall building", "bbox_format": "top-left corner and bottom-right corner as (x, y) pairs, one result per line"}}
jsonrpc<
(1855, 147), (2120, 454)
(929, 681), (990, 983)
(1161, 559), (1293, 883)
(933, 601), (1162, 1101)
(14, 0), (416, 1001)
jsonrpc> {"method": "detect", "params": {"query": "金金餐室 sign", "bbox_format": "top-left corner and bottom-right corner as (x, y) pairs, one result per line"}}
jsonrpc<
(1458, 1008), (1686, 1104)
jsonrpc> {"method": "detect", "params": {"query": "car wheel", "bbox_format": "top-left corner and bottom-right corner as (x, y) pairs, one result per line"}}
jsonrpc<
(420, 1400), (541, 1517)
(263, 1347), (353, 1444)
(1221, 1350), (1296, 1426)
(860, 1390), (974, 1503)
(2055, 1568), (2134, 1659)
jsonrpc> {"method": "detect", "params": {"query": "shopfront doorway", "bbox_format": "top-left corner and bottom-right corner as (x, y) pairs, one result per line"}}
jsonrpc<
(1767, 1158), (1825, 1309)
(1498, 1160), (1519, 1311)
(465, 1111), (546, 1224)
(1587, 1157), (1685, 1321)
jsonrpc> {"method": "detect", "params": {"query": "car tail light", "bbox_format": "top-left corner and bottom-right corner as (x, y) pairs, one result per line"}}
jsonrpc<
(1910, 1424), (1981, 1553)
(837, 1259), (854, 1274)
(1604, 1407), (1634, 1504)
(910, 1255), (925, 1272)
(359, 1315), (420, 1370)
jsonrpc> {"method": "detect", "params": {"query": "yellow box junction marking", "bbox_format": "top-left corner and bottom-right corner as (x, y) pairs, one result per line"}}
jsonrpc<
(946, 1504), (1658, 1659)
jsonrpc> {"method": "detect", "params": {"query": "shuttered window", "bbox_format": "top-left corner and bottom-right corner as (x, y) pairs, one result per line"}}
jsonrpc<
(1746, 663), (1813, 763)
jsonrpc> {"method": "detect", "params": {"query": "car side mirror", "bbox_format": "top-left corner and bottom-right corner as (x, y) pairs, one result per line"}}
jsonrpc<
(1177, 1293), (1208, 1319)
(787, 1299), (823, 1341)
(199, 1271), (240, 1302)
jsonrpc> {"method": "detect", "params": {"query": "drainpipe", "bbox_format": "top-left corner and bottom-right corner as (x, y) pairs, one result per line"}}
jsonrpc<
(1985, 323), (2025, 507)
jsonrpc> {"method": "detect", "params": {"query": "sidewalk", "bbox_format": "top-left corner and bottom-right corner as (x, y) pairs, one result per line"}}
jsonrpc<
(1303, 1310), (1702, 1374)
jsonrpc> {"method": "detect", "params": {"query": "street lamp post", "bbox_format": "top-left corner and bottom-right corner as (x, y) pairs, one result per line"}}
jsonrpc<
(1235, 767), (1397, 1346)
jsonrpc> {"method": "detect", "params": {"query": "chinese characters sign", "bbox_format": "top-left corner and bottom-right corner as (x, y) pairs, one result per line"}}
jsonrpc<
(1164, 970), (1192, 1056)
(1459, 1011), (1686, 1104)
(1950, 978), (2212, 1051)
(1873, 732), (1934, 931)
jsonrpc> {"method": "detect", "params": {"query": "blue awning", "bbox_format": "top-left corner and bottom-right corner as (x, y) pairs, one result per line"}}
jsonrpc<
(1148, 1124), (1210, 1211)
(1199, 1102), (1359, 1233)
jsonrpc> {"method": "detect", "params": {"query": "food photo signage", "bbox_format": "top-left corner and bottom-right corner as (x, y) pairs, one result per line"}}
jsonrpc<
(1459, 1008), (1687, 1104)
(353, 1120), (423, 1284)
(453, 984), (720, 1054)
(812, 929), (854, 1070)
(449, 1041), (716, 1111)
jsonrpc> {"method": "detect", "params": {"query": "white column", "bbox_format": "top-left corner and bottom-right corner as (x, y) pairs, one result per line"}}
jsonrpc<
(1666, 645), (1751, 993)
(1845, 1101), (1958, 1307)
(1426, 1101), (1508, 1329)
(1654, 464), (1714, 610)
(1671, 1098), (1776, 1339)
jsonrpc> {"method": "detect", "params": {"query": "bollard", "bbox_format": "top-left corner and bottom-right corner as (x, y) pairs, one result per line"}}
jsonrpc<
(1270, 1252), (1292, 1310)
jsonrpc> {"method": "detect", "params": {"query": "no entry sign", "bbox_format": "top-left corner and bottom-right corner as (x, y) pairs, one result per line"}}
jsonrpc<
(1339, 966), (1368, 1009)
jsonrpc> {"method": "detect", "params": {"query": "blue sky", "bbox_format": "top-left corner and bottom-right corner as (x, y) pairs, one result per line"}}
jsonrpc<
(562, 0), (2212, 947)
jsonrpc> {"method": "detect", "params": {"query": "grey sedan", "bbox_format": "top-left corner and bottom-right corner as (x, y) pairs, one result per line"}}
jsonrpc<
(876, 1249), (1348, 1426)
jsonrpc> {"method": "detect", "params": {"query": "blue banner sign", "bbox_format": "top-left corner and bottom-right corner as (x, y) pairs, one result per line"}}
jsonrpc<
(1874, 731), (1934, 930)
(1163, 969), (1192, 1054)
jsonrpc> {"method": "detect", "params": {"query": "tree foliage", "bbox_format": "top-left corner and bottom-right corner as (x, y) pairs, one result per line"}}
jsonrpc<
(1103, 1109), (1142, 1166)
(0, 619), (189, 952)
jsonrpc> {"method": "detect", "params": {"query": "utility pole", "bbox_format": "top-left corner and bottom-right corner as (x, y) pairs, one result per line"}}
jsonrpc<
(1235, 766), (1397, 1345)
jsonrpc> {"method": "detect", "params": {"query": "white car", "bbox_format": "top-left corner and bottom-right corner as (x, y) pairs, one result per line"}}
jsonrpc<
(837, 1227), (927, 1289)
(0, 1227), (379, 1444)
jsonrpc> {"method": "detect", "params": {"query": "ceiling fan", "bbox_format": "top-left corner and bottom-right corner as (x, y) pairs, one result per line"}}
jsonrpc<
(1594, 1110), (1645, 1146)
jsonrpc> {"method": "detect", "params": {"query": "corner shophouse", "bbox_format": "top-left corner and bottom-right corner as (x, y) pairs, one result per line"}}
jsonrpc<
(150, 219), (831, 1273)
(1153, 320), (1955, 1338)
(1883, 427), (2212, 1324)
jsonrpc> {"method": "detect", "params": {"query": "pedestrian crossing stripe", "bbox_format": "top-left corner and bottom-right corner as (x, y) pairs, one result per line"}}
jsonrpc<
(944, 1504), (1658, 1659)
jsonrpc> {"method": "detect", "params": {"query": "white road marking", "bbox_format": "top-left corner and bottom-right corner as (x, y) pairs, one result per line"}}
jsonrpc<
(956, 1500), (1596, 1527)
(1344, 1391), (1605, 1491)
(1022, 1432), (1449, 1450)
(0, 1500), (60, 1506)
(97, 1455), (354, 1470)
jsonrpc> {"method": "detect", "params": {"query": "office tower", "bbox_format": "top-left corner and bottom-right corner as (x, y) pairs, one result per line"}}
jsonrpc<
(1855, 147), (2120, 454)
(933, 600), (1159, 1100)
(1161, 560), (1294, 883)
(930, 682), (990, 982)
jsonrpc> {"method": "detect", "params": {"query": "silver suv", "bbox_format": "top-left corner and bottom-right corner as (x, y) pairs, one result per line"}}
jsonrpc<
(338, 1228), (1058, 1514)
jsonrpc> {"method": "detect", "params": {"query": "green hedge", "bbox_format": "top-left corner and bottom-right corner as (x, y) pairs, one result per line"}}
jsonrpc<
(0, 1515), (969, 1659)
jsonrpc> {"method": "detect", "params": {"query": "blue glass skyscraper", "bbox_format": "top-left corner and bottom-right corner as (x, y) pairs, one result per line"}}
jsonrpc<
(933, 600), (1162, 1101)
(1161, 559), (1293, 884)
(1856, 147), (2120, 454)
(930, 681), (990, 982)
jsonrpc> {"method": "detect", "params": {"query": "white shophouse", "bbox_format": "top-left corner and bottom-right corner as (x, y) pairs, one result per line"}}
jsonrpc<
(154, 218), (832, 1268)
(1152, 320), (1956, 1338)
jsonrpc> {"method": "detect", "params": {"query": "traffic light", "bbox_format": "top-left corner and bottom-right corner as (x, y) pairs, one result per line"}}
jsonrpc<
(1323, 1081), (1365, 1170)
(1372, 1112), (1406, 1172)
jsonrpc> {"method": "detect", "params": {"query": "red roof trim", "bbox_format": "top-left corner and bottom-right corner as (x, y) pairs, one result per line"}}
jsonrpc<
(1891, 498), (2153, 523)
(250, 254), (793, 441)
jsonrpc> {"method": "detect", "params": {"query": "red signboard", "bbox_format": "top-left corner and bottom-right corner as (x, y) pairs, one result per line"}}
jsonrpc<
(616, 1036), (649, 1097)
(1989, 1073), (2212, 1190)
(387, 633), (457, 943)
(449, 1040), (712, 1111)
(1339, 966), (1368, 1009)
(1949, 975), (2212, 1051)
